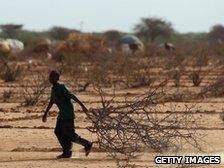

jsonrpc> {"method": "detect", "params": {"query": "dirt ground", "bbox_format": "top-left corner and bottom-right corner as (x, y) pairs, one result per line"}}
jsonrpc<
(1, 64), (224, 168)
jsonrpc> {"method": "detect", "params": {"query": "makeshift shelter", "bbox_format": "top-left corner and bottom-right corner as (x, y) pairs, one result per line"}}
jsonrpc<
(120, 35), (144, 53)
(0, 39), (24, 55)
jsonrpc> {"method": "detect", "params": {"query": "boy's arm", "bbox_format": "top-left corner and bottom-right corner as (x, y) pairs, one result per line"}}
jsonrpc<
(71, 94), (88, 112)
(62, 85), (88, 112)
(42, 99), (54, 122)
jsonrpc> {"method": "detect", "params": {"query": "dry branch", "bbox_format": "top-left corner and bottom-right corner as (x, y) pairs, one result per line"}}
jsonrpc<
(84, 81), (203, 167)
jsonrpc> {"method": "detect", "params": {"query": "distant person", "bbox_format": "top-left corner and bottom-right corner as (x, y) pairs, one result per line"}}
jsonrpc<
(42, 70), (93, 159)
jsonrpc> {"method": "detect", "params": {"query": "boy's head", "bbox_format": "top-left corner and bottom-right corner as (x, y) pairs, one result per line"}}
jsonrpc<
(49, 70), (60, 85)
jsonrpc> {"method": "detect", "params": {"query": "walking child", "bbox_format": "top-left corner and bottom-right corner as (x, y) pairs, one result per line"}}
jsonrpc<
(42, 70), (93, 159)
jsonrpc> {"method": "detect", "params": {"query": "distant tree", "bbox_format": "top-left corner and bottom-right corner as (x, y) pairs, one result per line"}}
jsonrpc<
(0, 24), (23, 38)
(134, 17), (173, 43)
(103, 30), (121, 48)
(208, 24), (224, 43)
(15, 30), (50, 46)
(49, 26), (80, 40)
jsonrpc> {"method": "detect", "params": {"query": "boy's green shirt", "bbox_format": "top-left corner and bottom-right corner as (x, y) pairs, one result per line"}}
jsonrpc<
(51, 83), (75, 119)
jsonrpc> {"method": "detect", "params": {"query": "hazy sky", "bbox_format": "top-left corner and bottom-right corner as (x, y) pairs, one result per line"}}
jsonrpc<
(0, 0), (223, 33)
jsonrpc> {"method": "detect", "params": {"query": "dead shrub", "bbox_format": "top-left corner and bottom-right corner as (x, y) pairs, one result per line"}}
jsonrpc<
(21, 72), (49, 106)
(127, 76), (152, 88)
(190, 70), (203, 86)
(87, 58), (111, 87)
(108, 52), (153, 88)
(2, 90), (13, 102)
(194, 45), (210, 67)
(0, 63), (22, 82)
(165, 53), (186, 87)
(199, 77), (224, 97)
(172, 70), (181, 87)
(169, 68), (185, 87)
(164, 52), (185, 71)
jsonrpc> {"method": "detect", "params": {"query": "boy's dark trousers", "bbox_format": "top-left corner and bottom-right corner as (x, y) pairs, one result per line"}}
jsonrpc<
(54, 119), (90, 155)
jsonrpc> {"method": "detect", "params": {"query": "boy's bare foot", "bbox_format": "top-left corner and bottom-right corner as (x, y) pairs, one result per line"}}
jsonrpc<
(56, 152), (72, 159)
(85, 142), (93, 156)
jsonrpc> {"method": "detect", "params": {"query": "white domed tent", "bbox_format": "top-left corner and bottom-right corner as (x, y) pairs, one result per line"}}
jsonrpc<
(6, 39), (24, 53)
(120, 35), (144, 53)
(0, 39), (24, 56)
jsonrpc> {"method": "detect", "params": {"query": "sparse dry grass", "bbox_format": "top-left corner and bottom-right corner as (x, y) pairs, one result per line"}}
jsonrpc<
(1, 40), (224, 168)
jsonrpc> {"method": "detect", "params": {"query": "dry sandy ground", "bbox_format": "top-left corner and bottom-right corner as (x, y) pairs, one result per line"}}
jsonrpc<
(1, 67), (224, 168)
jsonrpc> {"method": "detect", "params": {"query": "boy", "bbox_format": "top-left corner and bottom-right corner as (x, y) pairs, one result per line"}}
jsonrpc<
(42, 70), (93, 159)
